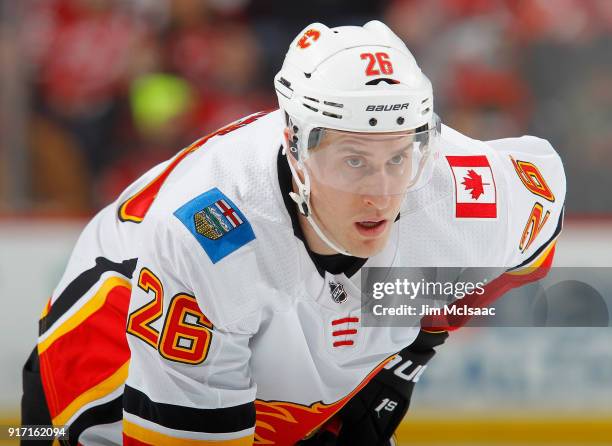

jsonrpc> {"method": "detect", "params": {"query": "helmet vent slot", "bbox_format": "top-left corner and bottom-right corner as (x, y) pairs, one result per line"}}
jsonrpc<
(365, 78), (400, 85)
(422, 107), (431, 115)
(304, 96), (320, 103)
(303, 103), (319, 112)
(279, 77), (293, 90)
(322, 111), (342, 119)
(323, 100), (343, 108)
(275, 88), (291, 99)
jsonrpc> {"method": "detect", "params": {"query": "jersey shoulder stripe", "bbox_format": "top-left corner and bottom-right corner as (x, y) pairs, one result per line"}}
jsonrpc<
(37, 256), (135, 425)
(39, 257), (137, 334)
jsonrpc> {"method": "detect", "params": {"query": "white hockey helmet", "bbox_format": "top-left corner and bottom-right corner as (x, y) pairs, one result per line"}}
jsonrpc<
(274, 21), (440, 255)
(275, 20), (438, 152)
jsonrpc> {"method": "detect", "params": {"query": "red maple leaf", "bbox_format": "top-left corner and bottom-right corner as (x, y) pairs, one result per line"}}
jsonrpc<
(461, 169), (485, 200)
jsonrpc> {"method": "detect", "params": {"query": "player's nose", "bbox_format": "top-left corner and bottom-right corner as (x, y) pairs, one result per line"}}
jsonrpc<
(358, 171), (395, 209)
(361, 192), (391, 210)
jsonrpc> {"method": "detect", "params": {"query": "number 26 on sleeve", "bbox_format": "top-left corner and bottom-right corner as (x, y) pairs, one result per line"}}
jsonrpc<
(127, 267), (213, 365)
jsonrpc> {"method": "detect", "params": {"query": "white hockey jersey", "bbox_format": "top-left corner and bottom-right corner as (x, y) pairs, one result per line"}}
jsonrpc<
(35, 109), (565, 445)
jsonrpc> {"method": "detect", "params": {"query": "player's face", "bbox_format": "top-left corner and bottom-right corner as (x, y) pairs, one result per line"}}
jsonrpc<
(308, 174), (403, 258)
(289, 129), (411, 257)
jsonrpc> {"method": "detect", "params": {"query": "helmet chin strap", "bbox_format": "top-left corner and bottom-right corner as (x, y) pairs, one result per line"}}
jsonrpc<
(283, 147), (351, 256)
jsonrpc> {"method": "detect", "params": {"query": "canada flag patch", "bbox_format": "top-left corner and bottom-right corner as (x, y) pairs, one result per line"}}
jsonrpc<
(446, 155), (497, 219)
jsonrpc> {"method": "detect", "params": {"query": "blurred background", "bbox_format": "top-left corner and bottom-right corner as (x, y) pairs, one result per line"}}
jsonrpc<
(0, 0), (611, 444)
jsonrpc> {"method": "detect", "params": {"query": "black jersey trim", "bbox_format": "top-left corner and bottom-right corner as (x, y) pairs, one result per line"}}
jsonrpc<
(123, 385), (255, 434)
(21, 347), (53, 427)
(63, 394), (123, 446)
(39, 257), (137, 335)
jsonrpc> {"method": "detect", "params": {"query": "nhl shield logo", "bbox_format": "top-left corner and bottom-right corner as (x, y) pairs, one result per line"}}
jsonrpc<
(329, 281), (348, 304)
(194, 199), (244, 240)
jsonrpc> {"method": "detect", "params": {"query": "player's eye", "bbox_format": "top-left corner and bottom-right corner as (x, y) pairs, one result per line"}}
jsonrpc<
(345, 157), (365, 168)
(388, 154), (405, 165)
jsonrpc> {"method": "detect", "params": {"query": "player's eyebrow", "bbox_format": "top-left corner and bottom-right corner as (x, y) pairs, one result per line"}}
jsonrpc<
(334, 143), (411, 156)
(331, 136), (386, 153)
(335, 146), (372, 155)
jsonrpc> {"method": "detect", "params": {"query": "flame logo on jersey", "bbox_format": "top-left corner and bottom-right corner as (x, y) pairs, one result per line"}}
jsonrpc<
(254, 400), (333, 445)
(253, 355), (394, 444)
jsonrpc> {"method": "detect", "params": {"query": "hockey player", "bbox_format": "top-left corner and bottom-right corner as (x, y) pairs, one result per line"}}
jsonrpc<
(22, 21), (565, 446)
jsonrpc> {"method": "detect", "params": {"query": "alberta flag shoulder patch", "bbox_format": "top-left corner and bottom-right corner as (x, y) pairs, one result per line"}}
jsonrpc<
(174, 188), (255, 263)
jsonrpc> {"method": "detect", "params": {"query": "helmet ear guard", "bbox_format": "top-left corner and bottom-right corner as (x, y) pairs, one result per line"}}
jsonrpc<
(284, 112), (301, 161)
